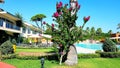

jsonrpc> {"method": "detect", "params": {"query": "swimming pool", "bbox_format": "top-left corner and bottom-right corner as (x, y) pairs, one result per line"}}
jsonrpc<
(76, 43), (120, 50)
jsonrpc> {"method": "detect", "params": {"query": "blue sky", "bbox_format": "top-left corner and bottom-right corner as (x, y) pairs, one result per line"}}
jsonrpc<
(0, 0), (120, 33)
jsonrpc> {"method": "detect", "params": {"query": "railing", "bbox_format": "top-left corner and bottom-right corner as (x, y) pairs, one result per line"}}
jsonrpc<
(6, 22), (20, 30)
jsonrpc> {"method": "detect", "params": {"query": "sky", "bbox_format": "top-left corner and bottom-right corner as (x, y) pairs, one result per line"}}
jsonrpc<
(0, 0), (120, 33)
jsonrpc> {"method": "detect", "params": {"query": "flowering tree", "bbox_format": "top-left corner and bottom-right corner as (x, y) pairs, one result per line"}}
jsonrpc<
(45, 0), (90, 65)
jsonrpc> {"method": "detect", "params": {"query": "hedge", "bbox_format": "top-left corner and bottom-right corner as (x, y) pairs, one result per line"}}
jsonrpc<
(78, 54), (100, 58)
(100, 52), (120, 58)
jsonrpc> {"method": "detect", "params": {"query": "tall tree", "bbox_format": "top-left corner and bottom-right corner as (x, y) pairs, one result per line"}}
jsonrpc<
(14, 12), (23, 44)
(90, 27), (96, 40)
(108, 30), (112, 34)
(31, 14), (46, 33)
(86, 27), (90, 35)
(46, 0), (90, 65)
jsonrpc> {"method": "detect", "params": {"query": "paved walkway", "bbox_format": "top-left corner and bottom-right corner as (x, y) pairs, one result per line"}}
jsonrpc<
(0, 62), (16, 68)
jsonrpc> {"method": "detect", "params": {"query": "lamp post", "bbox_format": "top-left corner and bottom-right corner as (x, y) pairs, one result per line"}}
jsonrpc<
(40, 58), (44, 68)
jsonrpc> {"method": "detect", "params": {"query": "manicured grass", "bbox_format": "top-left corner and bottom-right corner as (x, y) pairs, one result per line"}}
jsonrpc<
(3, 58), (120, 68)
(16, 48), (54, 53)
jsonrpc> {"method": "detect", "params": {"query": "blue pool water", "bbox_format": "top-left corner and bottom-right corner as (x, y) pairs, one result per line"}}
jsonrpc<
(76, 43), (120, 50)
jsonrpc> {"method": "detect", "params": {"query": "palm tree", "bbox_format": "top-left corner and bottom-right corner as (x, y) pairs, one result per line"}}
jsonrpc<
(108, 30), (112, 34)
(96, 28), (102, 35)
(14, 12), (24, 44)
(117, 23), (120, 29)
(31, 14), (46, 34)
(15, 12), (23, 21)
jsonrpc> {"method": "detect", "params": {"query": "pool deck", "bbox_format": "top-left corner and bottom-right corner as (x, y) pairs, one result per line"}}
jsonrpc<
(76, 46), (96, 54)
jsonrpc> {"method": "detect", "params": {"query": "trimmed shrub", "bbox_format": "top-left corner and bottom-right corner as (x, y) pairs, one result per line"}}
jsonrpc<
(0, 40), (14, 55)
(16, 54), (58, 60)
(100, 52), (120, 58)
(95, 50), (102, 54)
(2, 54), (17, 59)
(102, 38), (118, 52)
(78, 54), (100, 58)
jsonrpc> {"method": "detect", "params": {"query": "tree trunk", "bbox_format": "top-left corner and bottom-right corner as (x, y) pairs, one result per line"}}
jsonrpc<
(65, 45), (78, 65)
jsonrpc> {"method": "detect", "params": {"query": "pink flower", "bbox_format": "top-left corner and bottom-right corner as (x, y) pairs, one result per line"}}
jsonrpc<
(76, 2), (79, 7)
(59, 1), (63, 6)
(78, 5), (80, 9)
(56, 1), (63, 9)
(59, 12), (62, 15)
(80, 26), (82, 28)
(52, 23), (54, 28)
(43, 21), (46, 25)
(83, 16), (90, 23)
(69, 7), (72, 11)
(53, 12), (59, 18)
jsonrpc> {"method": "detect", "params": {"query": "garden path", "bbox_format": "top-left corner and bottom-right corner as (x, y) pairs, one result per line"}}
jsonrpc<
(0, 62), (16, 68)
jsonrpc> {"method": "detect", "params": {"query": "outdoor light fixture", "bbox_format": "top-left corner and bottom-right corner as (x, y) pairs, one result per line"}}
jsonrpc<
(40, 58), (45, 68)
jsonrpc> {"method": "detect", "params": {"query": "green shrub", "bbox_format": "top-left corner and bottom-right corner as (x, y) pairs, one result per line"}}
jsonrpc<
(100, 52), (120, 58)
(95, 50), (102, 54)
(78, 54), (100, 58)
(0, 40), (14, 55)
(102, 38), (118, 52)
(2, 54), (17, 59)
(16, 54), (58, 60)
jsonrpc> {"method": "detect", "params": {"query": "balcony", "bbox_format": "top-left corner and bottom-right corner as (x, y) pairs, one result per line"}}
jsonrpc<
(0, 20), (21, 33)
(6, 22), (20, 30)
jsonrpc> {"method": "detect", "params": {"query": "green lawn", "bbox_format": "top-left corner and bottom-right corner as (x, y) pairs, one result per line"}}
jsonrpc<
(3, 58), (120, 68)
(16, 48), (54, 53)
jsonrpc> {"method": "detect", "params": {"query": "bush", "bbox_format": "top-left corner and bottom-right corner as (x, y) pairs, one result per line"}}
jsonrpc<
(100, 52), (120, 58)
(95, 50), (102, 54)
(0, 40), (14, 55)
(2, 54), (17, 60)
(16, 54), (58, 60)
(78, 54), (100, 58)
(102, 38), (118, 52)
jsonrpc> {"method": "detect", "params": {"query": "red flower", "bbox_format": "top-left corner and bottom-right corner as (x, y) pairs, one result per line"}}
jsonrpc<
(83, 16), (90, 23)
(53, 12), (59, 18)
(43, 21), (46, 25)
